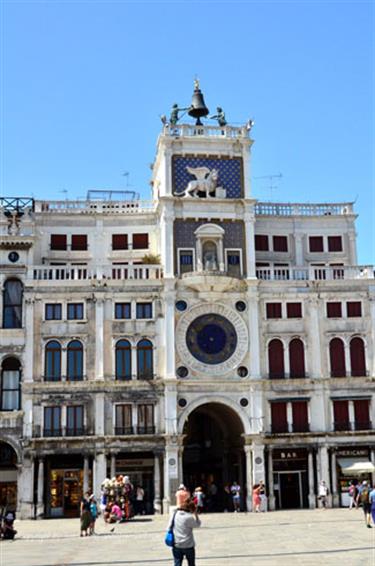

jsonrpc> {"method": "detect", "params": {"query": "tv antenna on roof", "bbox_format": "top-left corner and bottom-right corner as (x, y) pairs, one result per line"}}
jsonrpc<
(253, 173), (282, 200)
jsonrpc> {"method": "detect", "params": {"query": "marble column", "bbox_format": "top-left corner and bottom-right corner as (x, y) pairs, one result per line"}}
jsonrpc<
(18, 456), (35, 519)
(95, 393), (105, 436)
(331, 450), (339, 507)
(252, 443), (266, 485)
(83, 456), (90, 494)
(308, 297), (323, 379)
(153, 453), (162, 514)
(95, 298), (104, 380)
(36, 458), (44, 518)
(244, 209), (256, 278)
(93, 453), (107, 500)
(308, 449), (316, 509)
(317, 445), (330, 507)
(247, 286), (261, 379)
(24, 298), (34, 382)
(163, 439), (180, 512)
(244, 445), (253, 511)
(267, 448), (275, 510)
(110, 454), (116, 479)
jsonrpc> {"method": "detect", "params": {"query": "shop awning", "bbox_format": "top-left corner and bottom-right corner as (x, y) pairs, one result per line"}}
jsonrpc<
(337, 457), (375, 475)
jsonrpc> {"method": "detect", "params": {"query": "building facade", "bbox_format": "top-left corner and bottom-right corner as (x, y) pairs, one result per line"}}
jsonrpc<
(1, 108), (375, 519)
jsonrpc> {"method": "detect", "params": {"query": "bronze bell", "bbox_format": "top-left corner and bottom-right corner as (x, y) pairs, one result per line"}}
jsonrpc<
(188, 80), (209, 125)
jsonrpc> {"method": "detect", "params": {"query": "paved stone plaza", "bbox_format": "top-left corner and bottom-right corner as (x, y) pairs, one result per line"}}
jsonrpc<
(1, 509), (374, 566)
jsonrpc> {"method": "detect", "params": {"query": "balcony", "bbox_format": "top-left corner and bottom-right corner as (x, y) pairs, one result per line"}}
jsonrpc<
(256, 265), (374, 282)
(115, 426), (134, 435)
(162, 123), (249, 140)
(255, 202), (354, 216)
(28, 264), (162, 282)
(334, 421), (372, 432)
(43, 375), (87, 383)
(136, 425), (156, 435)
(34, 199), (155, 215)
(39, 426), (92, 438)
(271, 423), (310, 434)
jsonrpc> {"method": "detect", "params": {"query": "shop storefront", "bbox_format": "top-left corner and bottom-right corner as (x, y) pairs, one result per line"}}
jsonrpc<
(115, 452), (155, 514)
(46, 456), (87, 518)
(272, 448), (309, 509)
(336, 448), (375, 507)
(0, 442), (18, 513)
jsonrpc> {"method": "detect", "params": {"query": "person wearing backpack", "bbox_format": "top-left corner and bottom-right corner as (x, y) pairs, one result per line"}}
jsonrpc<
(356, 481), (372, 528)
(369, 485), (375, 526)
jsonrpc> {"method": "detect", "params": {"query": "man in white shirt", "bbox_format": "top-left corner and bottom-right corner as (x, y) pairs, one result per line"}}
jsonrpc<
(168, 500), (201, 566)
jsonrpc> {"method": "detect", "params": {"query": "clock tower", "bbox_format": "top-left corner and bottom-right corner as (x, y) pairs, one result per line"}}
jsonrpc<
(152, 83), (263, 510)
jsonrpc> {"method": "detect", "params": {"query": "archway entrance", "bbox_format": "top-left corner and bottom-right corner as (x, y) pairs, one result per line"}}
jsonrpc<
(0, 441), (18, 513)
(182, 403), (245, 511)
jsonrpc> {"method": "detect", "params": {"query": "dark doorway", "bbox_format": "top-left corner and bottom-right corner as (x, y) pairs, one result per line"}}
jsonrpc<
(279, 472), (302, 508)
(182, 403), (244, 511)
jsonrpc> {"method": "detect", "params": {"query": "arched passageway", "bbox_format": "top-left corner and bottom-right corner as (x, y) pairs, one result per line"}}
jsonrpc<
(0, 441), (18, 512)
(182, 403), (245, 511)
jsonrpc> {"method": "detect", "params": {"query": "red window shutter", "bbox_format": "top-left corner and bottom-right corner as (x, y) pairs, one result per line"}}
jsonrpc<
(132, 233), (149, 250)
(350, 337), (366, 377)
(347, 302), (362, 317)
(309, 236), (324, 252)
(292, 401), (308, 432)
(327, 302), (342, 318)
(51, 234), (67, 250)
(268, 339), (285, 378)
(286, 303), (302, 318)
(353, 400), (370, 429)
(330, 338), (346, 377)
(289, 339), (306, 378)
(273, 235), (288, 252)
(271, 402), (288, 433)
(266, 303), (282, 319)
(71, 234), (87, 251)
(255, 235), (269, 251)
(328, 236), (343, 252)
(112, 234), (128, 250)
(333, 400), (349, 430)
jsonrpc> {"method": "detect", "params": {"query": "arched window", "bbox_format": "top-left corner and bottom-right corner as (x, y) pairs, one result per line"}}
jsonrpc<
(3, 279), (23, 328)
(45, 340), (61, 381)
(1, 358), (21, 410)
(329, 338), (346, 377)
(350, 337), (366, 377)
(67, 340), (83, 381)
(289, 338), (306, 378)
(268, 339), (285, 379)
(137, 339), (153, 380)
(116, 340), (132, 380)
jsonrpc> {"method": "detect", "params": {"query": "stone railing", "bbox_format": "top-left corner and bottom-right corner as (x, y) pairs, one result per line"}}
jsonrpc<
(255, 202), (354, 216)
(28, 264), (163, 281)
(34, 200), (156, 214)
(256, 265), (374, 281)
(163, 123), (249, 139)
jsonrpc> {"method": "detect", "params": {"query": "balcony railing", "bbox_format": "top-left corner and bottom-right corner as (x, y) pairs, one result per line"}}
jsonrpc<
(115, 426), (134, 435)
(43, 375), (87, 382)
(330, 370), (369, 378)
(41, 427), (91, 438)
(256, 265), (374, 281)
(271, 424), (310, 434)
(28, 264), (162, 282)
(255, 202), (354, 216)
(163, 123), (249, 139)
(34, 200), (155, 214)
(334, 421), (372, 432)
(136, 425), (156, 435)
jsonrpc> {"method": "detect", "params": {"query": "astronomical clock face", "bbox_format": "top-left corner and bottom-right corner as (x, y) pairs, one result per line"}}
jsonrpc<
(176, 303), (248, 376)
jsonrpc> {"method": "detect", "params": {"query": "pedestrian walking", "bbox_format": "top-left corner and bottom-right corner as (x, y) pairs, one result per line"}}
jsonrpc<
(230, 481), (241, 512)
(80, 492), (92, 536)
(356, 481), (372, 528)
(348, 481), (358, 509)
(369, 484), (375, 526)
(259, 480), (268, 512)
(252, 484), (261, 512)
(193, 487), (205, 513)
(167, 498), (201, 566)
(135, 485), (145, 515)
(89, 495), (98, 535)
(318, 481), (329, 509)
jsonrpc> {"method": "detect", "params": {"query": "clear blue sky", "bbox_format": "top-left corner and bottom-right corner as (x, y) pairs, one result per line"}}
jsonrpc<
(1, 1), (373, 263)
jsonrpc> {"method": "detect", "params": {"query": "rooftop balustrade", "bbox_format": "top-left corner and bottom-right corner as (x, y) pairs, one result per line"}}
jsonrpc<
(255, 202), (354, 216)
(33, 199), (156, 214)
(162, 123), (250, 139)
(256, 265), (374, 281)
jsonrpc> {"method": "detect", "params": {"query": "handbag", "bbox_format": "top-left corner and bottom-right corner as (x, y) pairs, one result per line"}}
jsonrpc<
(164, 510), (177, 547)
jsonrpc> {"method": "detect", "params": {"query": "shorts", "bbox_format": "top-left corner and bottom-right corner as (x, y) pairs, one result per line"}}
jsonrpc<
(362, 503), (371, 514)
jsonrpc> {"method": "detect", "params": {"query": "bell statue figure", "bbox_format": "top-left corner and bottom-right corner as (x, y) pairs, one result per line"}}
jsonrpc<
(210, 107), (227, 127)
(169, 104), (189, 126)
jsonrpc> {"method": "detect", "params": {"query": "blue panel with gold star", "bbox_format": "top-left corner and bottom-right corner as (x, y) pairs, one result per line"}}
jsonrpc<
(172, 156), (243, 198)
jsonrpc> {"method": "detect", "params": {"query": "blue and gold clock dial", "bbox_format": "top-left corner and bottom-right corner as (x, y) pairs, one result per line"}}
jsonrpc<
(186, 314), (238, 365)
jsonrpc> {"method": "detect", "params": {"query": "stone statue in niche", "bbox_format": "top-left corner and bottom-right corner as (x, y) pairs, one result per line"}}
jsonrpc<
(179, 166), (226, 198)
(203, 242), (218, 271)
